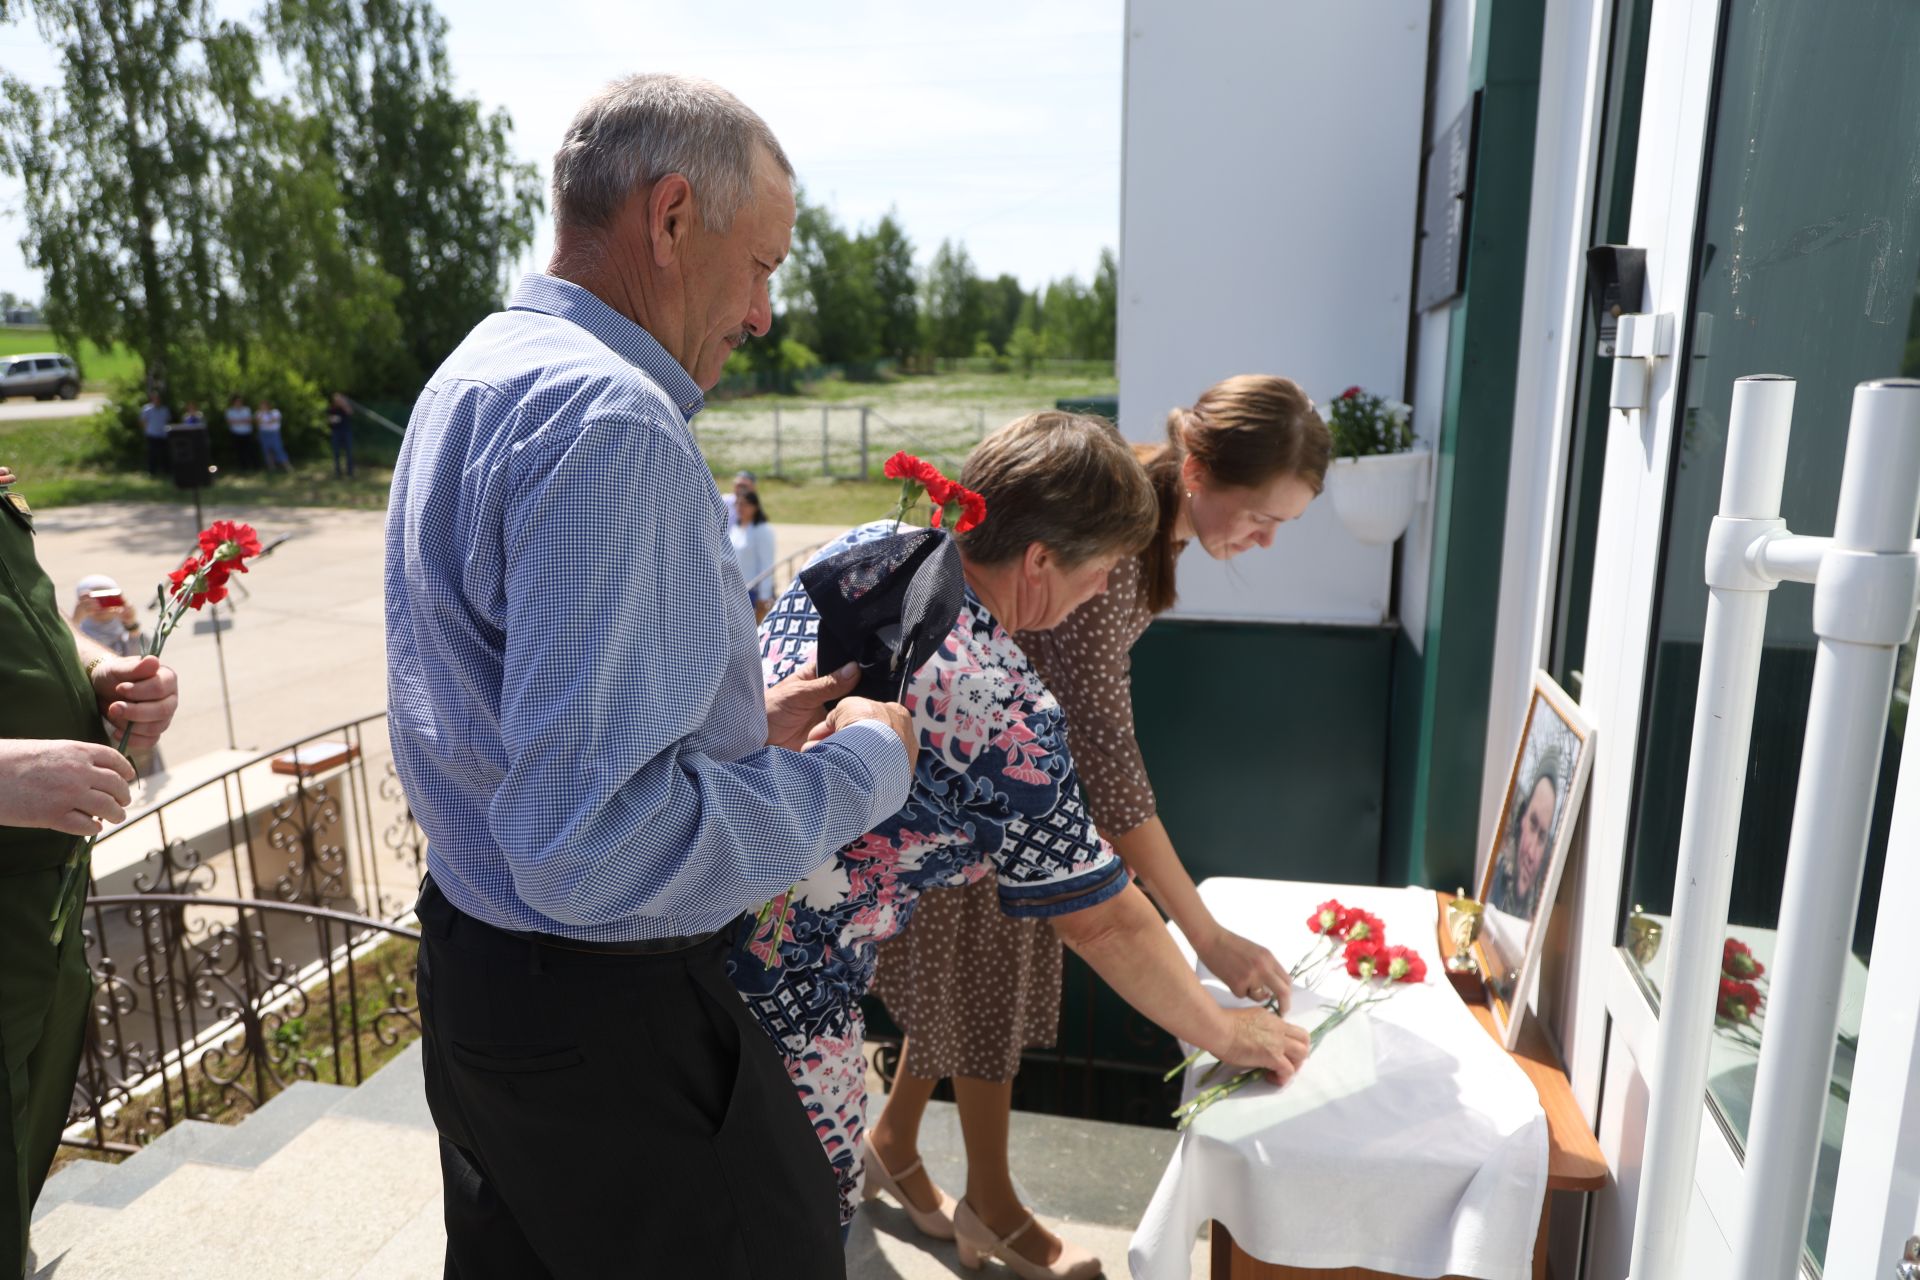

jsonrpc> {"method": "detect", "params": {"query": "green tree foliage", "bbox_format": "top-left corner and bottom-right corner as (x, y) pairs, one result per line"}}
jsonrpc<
(264, 0), (542, 387)
(781, 198), (924, 371)
(923, 240), (986, 359)
(868, 212), (919, 363)
(1006, 295), (1048, 375)
(0, 0), (269, 390)
(783, 193), (880, 366)
(1087, 247), (1119, 361)
(972, 273), (1026, 356)
(0, 0), (535, 419)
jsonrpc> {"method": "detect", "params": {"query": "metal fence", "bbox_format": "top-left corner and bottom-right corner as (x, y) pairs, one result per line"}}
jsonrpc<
(692, 403), (989, 481)
(66, 712), (429, 1152)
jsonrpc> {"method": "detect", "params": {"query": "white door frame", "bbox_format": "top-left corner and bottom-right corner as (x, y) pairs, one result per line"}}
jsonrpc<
(1479, 0), (1614, 877)
(1560, 0), (1722, 1125)
(1541, 0), (1753, 1270)
(1546, 0), (1920, 1274)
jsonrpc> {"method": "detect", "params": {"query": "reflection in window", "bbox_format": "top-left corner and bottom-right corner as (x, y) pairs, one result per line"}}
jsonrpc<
(1616, 1), (1920, 1272)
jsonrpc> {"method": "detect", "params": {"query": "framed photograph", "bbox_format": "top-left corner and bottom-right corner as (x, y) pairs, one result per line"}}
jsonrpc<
(1472, 672), (1596, 1049)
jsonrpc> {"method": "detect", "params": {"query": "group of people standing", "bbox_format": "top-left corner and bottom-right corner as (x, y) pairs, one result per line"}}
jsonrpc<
(384, 72), (1332, 1280)
(137, 389), (357, 478)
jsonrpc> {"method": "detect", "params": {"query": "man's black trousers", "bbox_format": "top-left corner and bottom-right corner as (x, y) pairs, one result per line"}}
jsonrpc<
(415, 879), (844, 1279)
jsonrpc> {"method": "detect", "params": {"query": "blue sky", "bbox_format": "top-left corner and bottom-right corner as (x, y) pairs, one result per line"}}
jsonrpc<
(0, 1), (1123, 307)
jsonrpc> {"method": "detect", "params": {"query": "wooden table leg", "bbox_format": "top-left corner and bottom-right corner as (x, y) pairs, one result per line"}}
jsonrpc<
(1534, 1193), (1550, 1280)
(1213, 1221), (1235, 1280)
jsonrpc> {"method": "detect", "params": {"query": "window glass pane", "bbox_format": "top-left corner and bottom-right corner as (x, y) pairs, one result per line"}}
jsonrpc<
(1618, 3), (1920, 1272)
(1549, 0), (1652, 698)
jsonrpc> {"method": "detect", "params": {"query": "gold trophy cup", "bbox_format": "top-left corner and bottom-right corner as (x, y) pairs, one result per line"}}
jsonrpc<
(1445, 892), (1484, 975)
(1626, 905), (1663, 969)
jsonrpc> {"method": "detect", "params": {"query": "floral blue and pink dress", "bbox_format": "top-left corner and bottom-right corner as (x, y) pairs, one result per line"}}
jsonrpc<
(726, 522), (1130, 1224)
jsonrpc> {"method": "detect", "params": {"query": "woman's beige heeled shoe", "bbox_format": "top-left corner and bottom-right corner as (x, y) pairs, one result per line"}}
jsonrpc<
(953, 1198), (1102, 1279)
(861, 1136), (957, 1240)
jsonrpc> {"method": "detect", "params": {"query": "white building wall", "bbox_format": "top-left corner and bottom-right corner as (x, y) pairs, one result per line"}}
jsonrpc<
(1118, 0), (1430, 625)
(1398, 0), (1478, 651)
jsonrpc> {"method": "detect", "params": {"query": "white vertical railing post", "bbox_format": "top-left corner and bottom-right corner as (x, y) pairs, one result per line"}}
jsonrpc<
(1824, 646), (1920, 1277)
(1731, 378), (1920, 1279)
(1629, 375), (1796, 1280)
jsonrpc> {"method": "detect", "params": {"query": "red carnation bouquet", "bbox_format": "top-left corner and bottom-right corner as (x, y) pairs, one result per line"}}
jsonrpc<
(47, 520), (266, 943)
(883, 450), (986, 534)
(1169, 898), (1427, 1128)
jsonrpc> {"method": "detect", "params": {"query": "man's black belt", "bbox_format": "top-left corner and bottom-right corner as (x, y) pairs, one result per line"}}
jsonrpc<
(504, 927), (722, 957)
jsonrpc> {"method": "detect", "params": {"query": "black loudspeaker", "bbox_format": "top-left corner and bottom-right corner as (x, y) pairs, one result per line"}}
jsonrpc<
(167, 427), (214, 490)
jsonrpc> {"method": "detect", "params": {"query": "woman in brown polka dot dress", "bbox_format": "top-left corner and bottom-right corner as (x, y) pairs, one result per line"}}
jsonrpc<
(868, 375), (1333, 1273)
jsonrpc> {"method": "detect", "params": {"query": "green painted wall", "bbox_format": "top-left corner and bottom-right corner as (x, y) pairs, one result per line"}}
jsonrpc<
(1130, 619), (1394, 885)
(1383, 0), (1547, 893)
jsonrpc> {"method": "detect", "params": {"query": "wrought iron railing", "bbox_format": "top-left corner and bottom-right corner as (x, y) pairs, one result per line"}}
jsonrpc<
(66, 713), (430, 1152)
(744, 537), (831, 601)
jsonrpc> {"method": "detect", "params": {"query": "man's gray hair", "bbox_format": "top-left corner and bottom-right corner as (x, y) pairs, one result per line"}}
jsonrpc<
(551, 74), (794, 235)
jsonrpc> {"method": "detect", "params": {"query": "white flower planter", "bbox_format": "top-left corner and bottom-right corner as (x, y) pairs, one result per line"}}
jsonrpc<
(1324, 449), (1431, 545)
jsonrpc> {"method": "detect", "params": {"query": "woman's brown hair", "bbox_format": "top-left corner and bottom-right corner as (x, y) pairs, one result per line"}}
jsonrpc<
(1140, 375), (1331, 614)
(954, 411), (1158, 569)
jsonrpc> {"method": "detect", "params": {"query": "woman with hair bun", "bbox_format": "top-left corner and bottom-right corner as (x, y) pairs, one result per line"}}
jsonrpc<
(868, 375), (1332, 1275)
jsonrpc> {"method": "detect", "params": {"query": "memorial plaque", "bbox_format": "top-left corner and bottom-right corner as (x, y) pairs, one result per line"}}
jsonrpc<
(1416, 91), (1481, 312)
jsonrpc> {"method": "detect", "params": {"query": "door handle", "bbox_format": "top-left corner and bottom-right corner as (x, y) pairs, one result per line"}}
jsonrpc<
(1610, 312), (1676, 412)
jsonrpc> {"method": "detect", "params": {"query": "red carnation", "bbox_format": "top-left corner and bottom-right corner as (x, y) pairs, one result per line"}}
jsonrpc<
(197, 519), (262, 566)
(885, 451), (976, 526)
(1344, 936), (1384, 979)
(1717, 978), (1763, 1023)
(1339, 909), (1385, 946)
(1340, 386), (1363, 399)
(930, 482), (988, 534)
(883, 452), (946, 490)
(1722, 938), (1764, 981)
(1307, 899), (1346, 935)
(168, 553), (231, 610)
(1382, 944), (1427, 984)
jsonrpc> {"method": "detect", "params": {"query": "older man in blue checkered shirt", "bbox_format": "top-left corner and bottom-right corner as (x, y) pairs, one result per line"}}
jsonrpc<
(386, 74), (916, 1280)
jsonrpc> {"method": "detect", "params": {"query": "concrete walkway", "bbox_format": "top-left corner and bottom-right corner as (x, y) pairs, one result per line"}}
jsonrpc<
(30, 500), (844, 771)
(32, 1041), (1208, 1279)
(0, 392), (107, 422)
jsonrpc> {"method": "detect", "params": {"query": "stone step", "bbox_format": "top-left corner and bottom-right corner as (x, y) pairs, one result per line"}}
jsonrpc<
(846, 1096), (1206, 1280)
(349, 1194), (444, 1280)
(31, 1155), (112, 1219)
(326, 1038), (433, 1131)
(70, 1118), (229, 1210)
(34, 1160), (254, 1279)
(36, 1113), (440, 1280)
(199, 1080), (355, 1169)
(26, 1201), (119, 1277)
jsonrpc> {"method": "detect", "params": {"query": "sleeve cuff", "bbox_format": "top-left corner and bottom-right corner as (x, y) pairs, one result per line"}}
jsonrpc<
(998, 859), (1132, 920)
(825, 718), (914, 828)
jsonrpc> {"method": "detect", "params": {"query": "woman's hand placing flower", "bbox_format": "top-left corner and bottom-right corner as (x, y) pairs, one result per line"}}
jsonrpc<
(1172, 898), (1431, 1128)
(1199, 923), (1292, 1013)
(1213, 1006), (1311, 1084)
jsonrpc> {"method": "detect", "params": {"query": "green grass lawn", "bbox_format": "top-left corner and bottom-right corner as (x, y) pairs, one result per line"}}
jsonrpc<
(748, 476), (911, 528)
(1, 366), (1117, 523)
(0, 414), (393, 511)
(0, 326), (139, 389)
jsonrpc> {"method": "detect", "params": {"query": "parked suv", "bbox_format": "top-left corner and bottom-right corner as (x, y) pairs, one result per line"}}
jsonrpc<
(0, 353), (81, 401)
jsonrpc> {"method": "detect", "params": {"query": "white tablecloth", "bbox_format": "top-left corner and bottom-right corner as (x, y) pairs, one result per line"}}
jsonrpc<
(1128, 879), (1549, 1280)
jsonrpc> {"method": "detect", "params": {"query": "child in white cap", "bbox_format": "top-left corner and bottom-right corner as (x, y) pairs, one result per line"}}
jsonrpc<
(70, 574), (141, 656)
